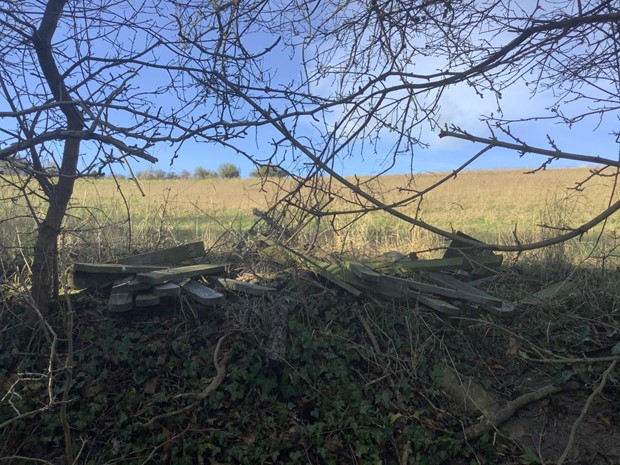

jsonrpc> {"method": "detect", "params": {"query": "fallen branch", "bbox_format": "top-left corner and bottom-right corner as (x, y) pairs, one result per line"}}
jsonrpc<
(461, 381), (580, 441)
(139, 334), (229, 428)
(557, 360), (617, 465)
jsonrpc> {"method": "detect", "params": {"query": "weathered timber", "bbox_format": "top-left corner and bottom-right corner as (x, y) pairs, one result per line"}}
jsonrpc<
(368, 255), (503, 274)
(181, 280), (225, 305)
(152, 282), (181, 297)
(72, 271), (123, 290)
(443, 231), (495, 259)
(520, 281), (568, 305)
(217, 278), (276, 296)
(108, 289), (133, 313)
(135, 293), (161, 307)
(416, 294), (461, 315)
(380, 275), (503, 306)
(344, 260), (383, 283)
(262, 239), (362, 296)
(73, 263), (166, 274)
(126, 277), (152, 292)
(113, 241), (206, 266)
(424, 272), (515, 315)
(136, 264), (226, 285)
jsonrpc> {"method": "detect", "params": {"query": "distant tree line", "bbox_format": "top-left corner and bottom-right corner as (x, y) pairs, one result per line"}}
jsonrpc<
(125, 163), (289, 180)
(130, 163), (242, 180)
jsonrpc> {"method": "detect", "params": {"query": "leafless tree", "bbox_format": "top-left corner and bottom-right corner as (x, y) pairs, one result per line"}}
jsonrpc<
(0, 0), (279, 313)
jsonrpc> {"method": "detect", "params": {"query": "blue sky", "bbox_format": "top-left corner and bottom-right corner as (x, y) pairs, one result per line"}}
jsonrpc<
(127, 75), (619, 178)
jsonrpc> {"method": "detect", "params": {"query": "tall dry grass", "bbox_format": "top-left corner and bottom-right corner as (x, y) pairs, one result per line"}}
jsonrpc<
(1, 167), (619, 264)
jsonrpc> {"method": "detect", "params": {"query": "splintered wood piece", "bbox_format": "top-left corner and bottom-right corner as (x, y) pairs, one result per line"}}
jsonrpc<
(136, 264), (226, 285)
(181, 280), (225, 305)
(108, 290), (133, 313)
(113, 241), (206, 266)
(152, 282), (181, 297)
(217, 278), (276, 296)
(73, 263), (166, 274)
(135, 293), (161, 307)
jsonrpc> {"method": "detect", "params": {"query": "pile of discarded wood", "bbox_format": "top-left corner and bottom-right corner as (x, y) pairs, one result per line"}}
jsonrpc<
(260, 232), (515, 316)
(71, 241), (274, 313)
(71, 232), (518, 316)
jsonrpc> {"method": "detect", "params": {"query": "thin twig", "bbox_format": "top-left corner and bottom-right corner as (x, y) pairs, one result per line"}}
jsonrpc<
(557, 360), (617, 465)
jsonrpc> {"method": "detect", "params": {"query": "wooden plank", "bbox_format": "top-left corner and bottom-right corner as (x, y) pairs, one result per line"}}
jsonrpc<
(135, 293), (161, 307)
(113, 241), (206, 266)
(73, 263), (166, 274)
(108, 290), (133, 313)
(217, 278), (276, 296)
(424, 272), (493, 298)
(136, 264), (226, 285)
(126, 277), (152, 292)
(72, 271), (120, 290)
(424, 272), (515, 315)
(520, 281), (568, 305)
(380, 275), (503, 306)
(416, 294), (461, 316)
(181, 280), (225, 305)
(443, 231), (495, 259)
(152, 282), (181, 297)
(368, 255), (503, 274)
(343, 260), (383, 283)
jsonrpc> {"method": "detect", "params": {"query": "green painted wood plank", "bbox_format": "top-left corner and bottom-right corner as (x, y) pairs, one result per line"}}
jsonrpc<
(181, 280), (225, 305)
(152, 282), (181, 297)
(416, 294), (461, 315)
(135, 293), (161, 307)
(108, 290), (133, 313)
(136, 264), (226, 285)
(217, 278), (276, 296)
(113, 241), (206, 266)
(368, 254), (503, 274)
(73, 263), (166, 274)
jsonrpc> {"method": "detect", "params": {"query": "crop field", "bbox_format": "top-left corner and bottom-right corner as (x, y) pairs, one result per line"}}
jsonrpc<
(1, 167), (619, 263)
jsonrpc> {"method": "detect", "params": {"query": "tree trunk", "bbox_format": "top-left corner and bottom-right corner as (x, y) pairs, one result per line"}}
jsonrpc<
(30, 0), (83, 313)
(31, 138), (80, 313)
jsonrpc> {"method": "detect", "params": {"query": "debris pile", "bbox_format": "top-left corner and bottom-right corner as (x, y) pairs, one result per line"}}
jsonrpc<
(71, 232), (516, 316)
(71, 241), (274, 312)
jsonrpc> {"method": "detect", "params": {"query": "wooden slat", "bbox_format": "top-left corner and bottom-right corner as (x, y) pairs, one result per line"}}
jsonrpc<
(424, 272), (515, 316)
(424, 272), (494, 298)
(368, 255), (503, 274)
(380, 275), (503, 306)
(181, 280), (225, 305)
(416, 294), (461, 315)
(73, 263), (166, 274)
(152, 282), (181, 297)
(113, 241), (206, 266)
(217, 278), (276, 296)
(108, 290), (133, 313)
(72, 271), (120, 290)
(136, 264), (226, 285)
(135, 293), (161, 307)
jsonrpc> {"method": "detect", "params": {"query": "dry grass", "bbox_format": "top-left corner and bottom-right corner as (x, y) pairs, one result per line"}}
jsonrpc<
(1, 167), (619, 263)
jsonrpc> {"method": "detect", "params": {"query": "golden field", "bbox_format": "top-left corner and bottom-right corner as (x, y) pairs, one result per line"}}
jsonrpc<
(2, 167), (619, 261)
